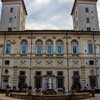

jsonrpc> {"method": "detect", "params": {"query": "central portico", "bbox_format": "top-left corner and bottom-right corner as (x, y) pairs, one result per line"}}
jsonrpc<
(34, 71), (64, 94)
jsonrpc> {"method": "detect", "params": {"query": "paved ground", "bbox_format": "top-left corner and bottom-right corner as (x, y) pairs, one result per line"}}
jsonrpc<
(83, 94), (100, 100)
(0, 94), (23, 100)
(0, 93), (100, 100)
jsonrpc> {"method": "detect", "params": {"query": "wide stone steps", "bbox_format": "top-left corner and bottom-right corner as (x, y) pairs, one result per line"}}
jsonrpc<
(9, 92), (90, 100)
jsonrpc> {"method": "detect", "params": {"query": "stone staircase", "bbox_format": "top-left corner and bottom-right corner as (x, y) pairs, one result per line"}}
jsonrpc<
(9, 92), (90, 100)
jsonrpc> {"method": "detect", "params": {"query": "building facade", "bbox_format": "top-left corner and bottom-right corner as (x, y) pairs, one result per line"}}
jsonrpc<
(71, 0), (99, 31)
(0, 31), (100, 93)
(0, 0), (99, 94)
(0, 0), (27, 31)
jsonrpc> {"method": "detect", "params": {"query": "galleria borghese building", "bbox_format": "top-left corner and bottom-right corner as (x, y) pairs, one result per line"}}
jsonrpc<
(0, 0), (100, 94)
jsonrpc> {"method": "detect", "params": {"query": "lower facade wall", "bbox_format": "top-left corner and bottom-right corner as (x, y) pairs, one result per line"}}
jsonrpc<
(0, 68), (1, 88)
(0, 67), (99, 92)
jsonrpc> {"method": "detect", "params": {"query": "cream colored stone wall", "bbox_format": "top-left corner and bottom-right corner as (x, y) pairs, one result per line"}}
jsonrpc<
(0, 32), (100, 92)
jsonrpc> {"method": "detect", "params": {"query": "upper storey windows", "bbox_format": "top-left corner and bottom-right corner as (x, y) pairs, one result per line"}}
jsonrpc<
(35, 39), (64, 57)
(88, 41), (93, 55)
(21, 40), (28, 55)
(4, 38), (98, 57)
(4, 39), (65, 57)
(85, 8), (89, 13)
(36, 40), (43, 56)
(9, 17), (13, 23)
(56, 40), (64, 56)
(46, 40), (53, 56)
(71, 40), (79, 55)
(5, 44), (11, 54)
(10, 8), (14, 13)
(86, 18), (90, 23)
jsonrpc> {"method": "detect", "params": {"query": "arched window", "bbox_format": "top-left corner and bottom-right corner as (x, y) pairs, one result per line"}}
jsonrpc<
(71, 40), (79, 55)
(6, 44), (11, 54)
(21, 40), (28, 55)
(36, 40), (43, 56)
(56, 40), (64, 56)
(88, 41), (93, 54)
(46, 40), (53, 56)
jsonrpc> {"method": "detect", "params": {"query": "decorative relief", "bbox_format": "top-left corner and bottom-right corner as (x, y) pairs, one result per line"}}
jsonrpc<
(7, 40), (16, 44)
(90, 69), (95, 75)
(36, 60), (42, 65)
(18, 36), (21, 39)
(7, 40), (11, 43)
(20, 60), (26, 64)
(32, 36), (36, 39)
(46, 60), (53, 65)
(13, 66), (17, 68)
(27, 36), (31, 39)
(57, 60), (63, 65)
(68, 36), (71, 39)
(12, 40), (16, 44)
(77, 36), (80, 39)
(52, 36), (56, 39)
(43, 36), (46, 39)
(63, 36), (66, 39)
(73, 59), (79, 65)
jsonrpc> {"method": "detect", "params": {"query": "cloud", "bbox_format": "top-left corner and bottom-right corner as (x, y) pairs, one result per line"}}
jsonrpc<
(25, 0), (100, 30)
(25, 0), (74, 30)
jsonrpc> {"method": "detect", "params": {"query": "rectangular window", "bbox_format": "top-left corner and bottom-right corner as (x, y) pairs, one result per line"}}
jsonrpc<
(73, 46), (77, 54)
(35, 78), (42, 89)
(21, 46), (27, 55)
(6, 44), (11, 54)
(46, 45), (53, 56)
(57, 71), (63, 76)
(8, 27), (12, 31)
(87, 27), (91, 31)
(88, 43), (93, 54)
(20, 71), (25, 75)
(5, 60), (10, 65)
(86, 18), (90, 23)
(36, 71), (41, 76)
(56, 45), (63, 55)
(35, 72), (42, 89)
(57, 71), (64, 89)
(9, 17), (13, 23)
(89, 60), (94, 65)
(47, 71), (52, 76)
(36, 46), (42, 56)
(3, 79), (8, 83)
(73, 71), (79, 76)
(85, 8), (89, 13)
(57, 78), (64, 89)
(10, 8), (13, 13)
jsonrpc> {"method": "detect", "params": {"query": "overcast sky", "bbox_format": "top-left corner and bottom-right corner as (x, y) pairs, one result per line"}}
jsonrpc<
(0, 0), (100, 30)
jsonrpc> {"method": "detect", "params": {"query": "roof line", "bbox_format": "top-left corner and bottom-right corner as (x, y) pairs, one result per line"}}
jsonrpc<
(71, 0), (98, 15)
(1, 0), (27, 15)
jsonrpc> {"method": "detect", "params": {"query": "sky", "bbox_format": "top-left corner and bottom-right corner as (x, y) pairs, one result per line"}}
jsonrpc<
(0, 0), (100, 30)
